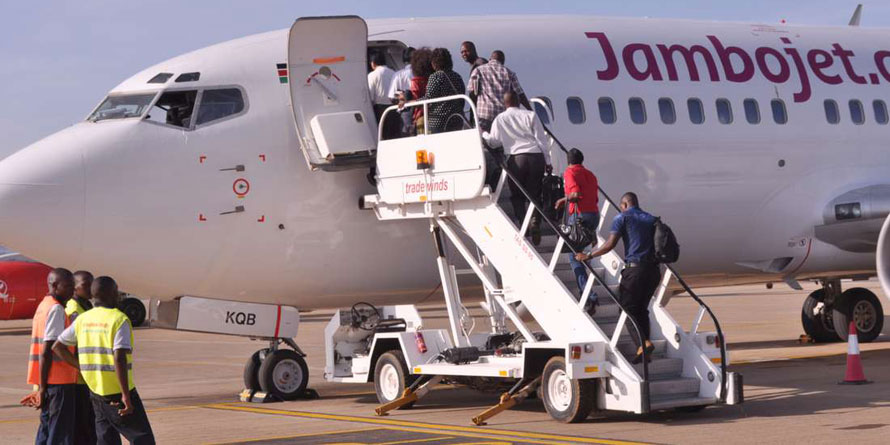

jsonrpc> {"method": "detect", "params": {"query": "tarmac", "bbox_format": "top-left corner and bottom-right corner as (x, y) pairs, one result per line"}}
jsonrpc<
(1, 280), (889, 444)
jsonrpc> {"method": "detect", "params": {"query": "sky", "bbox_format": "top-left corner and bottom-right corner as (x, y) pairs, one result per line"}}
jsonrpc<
(1, 0), (886, 158)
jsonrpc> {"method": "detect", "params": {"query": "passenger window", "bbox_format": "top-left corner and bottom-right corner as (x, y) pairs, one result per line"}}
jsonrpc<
(716, 99), (733, 124)
(873, 100), (888, 125)
(687, 98), (704, 124)
(629, 98), (646, 124)
(658, 98), (675, 124)
(566, 97), (585, 124)
(771, 99), (788, 124)
(533, 97), (552, 125)
(824, 100), (840, 124)
(145, 90), (198, 129)
(598, 97), (616, 124)
(196, 88), (246, 126)
(849, 99), (865, 125)
(743, 99), (760, 124)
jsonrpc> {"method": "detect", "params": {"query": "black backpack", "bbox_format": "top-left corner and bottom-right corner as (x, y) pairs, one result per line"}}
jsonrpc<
(653, 217), (680, 263)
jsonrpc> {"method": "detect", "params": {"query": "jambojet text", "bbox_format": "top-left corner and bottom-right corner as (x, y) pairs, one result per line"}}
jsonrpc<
(587, 32), (890, 103)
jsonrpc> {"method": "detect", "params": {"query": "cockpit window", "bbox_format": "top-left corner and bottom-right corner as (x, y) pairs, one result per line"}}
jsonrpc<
(176, 72), (200, 83)
(145, 90), (198, 128)
(196, 88), (245, 125)
(148, 73), (174, 84)
(88, 94), (156, 122)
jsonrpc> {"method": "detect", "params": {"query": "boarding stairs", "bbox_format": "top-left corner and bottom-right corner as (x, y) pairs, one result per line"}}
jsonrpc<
(361, 95), (740, 415)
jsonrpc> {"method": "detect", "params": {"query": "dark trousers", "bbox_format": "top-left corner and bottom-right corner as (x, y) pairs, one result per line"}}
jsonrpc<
(74, 384), (96, 445)
(374, 104), (401, 140)
(36, 383), (76, 445)
(91, 389), (155, 445)
(619, 263), (662, 346)
(567, 211), (600, 295)
(506, 153), (546, 229)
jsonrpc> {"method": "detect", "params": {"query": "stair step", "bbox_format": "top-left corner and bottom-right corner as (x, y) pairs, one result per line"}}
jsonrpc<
(634, 357), (683, 378)
(649, 377), (701, 398)
(616, 339), (668, 357)
(649, 396), (717, 412)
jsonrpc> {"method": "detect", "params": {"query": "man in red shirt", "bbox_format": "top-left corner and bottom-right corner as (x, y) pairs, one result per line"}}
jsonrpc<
(555, 148), (600, 298)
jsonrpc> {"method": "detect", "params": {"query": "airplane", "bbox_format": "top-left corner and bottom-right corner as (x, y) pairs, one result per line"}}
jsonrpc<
(0, 13), (888, 407)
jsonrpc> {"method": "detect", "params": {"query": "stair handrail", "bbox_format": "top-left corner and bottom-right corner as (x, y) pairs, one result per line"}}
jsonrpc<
(495, 163), (652, 406)
(540, 125), (729, 402)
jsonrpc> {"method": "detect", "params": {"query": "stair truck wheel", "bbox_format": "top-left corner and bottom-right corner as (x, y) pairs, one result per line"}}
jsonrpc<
(258, 349), (309, 400)
(119, 297), (146, 327)
(541, 356), (595, 423)
(832, 288), (884, 343)
(374, 350), (417, 408)
(243, 349), (269, 392)
(801, 289), (840, 343)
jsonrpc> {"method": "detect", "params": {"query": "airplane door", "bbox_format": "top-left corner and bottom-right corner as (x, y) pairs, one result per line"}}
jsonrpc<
(288, 16), (377, 170)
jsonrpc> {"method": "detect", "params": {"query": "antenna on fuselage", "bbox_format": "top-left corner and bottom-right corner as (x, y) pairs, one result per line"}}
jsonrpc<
(849, 4), (863, 26)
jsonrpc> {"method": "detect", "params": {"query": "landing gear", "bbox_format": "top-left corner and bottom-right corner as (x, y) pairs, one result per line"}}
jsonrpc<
(801, 288), (839, 342)
(832, 288), (884, 343)
(540, 356), (595, 423)
(120, 297), (146, 327)
(801, 279), (884, 343)
(242, 339), (311, 401)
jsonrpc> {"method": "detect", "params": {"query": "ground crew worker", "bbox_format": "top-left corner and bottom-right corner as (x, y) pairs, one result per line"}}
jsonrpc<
(54, 276), (156, 445)
(66, 270), (97, 444)
(21, 267), (79, 445)
(575, 192), (660, 364)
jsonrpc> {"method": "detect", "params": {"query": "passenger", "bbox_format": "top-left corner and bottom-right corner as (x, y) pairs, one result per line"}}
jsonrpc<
(397, 48), (433, 135)
(422, 48), (467, 134)
(555, 149), (600, 300)
(66, 270), (98, 445)
(575, 192), (660, 364)
(21, 268), (78, 445)
(54, 276), (156, 445)
(467, 49), (531, 132)
(367, 52), (399, 139)
(459, 41), (488, 75)
(387, 47), (415, 137)
(483, 91), (552, 245)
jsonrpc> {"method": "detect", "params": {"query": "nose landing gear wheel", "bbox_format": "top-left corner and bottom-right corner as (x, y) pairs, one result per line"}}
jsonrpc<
(258, 349), (309, 400)
(373, 350), (417, 409)
(541, 356), (595, 423)
(243, 349), (270, 392)
(832, 288), (884, 343)
(801, 289), (839, 343)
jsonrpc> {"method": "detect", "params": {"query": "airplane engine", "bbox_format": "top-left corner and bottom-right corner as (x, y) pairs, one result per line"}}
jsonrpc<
(877, 214), (890, 301)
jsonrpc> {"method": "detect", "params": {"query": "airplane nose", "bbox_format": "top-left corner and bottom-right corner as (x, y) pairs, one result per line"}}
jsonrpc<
(0, 129), (85, 267)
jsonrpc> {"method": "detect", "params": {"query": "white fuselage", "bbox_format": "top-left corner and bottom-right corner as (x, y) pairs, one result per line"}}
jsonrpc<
(0, 16), (886, 309)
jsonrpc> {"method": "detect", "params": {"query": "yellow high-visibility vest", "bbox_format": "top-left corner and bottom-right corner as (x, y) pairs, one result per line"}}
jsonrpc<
(65, 298), (92, 385)
(74, 307), (135, 396)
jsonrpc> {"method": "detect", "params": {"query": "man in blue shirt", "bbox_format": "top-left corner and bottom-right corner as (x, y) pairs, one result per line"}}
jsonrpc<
(575, 192), (660, 364)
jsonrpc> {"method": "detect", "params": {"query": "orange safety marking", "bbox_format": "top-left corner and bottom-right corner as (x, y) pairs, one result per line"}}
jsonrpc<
(198, 214), (207, 222)
(233, 178), (250, 198)
(312, 56), (345, 64)
(257, 215), (265, 223)
(199, 155), (207, 163)
(259, 154), (266, 162)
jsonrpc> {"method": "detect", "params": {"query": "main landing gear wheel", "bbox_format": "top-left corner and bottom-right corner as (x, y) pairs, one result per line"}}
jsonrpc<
(832, 288), (884, 343)
(374, 350), (417, 408)
(801, 289), (840, 343)
(243, 349), (269, 392)
(258, 349), (309, 400)
(541, 356), (595, 423)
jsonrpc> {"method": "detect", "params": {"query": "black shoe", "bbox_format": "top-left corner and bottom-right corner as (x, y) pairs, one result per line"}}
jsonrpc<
(631, 344), (655, 364)
(584, 299), (597, 316)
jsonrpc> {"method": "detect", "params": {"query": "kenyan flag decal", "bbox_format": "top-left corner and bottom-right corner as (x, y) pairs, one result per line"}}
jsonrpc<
(276, 63), (288, 84)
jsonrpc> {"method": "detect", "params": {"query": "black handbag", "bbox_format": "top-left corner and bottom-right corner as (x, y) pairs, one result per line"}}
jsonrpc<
(541, 173), (564, 222)
(559, 204), (594, 252)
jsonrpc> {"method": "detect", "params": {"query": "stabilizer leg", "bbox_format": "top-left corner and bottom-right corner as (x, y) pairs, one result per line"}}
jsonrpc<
(375, 375), (442, 416)
(472, 376), (541, 426)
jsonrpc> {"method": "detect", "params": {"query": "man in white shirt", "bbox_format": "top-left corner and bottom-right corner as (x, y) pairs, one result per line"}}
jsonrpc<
(387, 48), (414, 136)
(367, 51), (397, 139)
(484, 91), (552, 245)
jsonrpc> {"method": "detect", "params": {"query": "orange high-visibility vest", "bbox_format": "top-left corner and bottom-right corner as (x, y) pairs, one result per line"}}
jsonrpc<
(27, 296), (78, 385)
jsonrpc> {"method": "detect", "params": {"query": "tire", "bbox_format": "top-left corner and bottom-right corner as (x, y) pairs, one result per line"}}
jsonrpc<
(120, 297), (146, 327)
(801, 289), (840, 343)
(374, 350), (417, 408)
(832, 288), (884, 343)
(258, 349), (309, 400)
(243, 349), (268, 391)
(541, 356), (595, 423)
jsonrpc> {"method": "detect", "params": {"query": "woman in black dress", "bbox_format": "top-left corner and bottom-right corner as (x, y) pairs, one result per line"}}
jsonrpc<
(423, 48), (466, 134)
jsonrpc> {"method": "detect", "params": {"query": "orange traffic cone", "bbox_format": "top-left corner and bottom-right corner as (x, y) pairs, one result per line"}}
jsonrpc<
(839, 321), (872, 385)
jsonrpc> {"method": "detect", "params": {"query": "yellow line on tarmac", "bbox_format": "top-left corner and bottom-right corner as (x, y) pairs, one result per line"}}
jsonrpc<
(378, 436), (455, 445)
(201, 403), (649, 445)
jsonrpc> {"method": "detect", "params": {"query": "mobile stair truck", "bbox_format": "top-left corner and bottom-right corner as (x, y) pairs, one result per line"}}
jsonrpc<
(312, 90), (743, 424)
